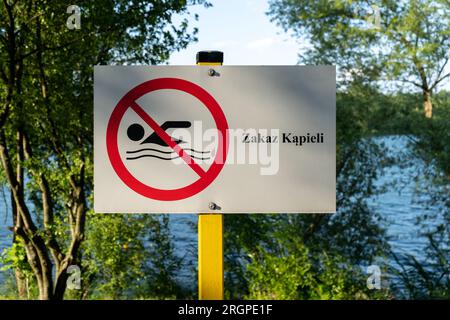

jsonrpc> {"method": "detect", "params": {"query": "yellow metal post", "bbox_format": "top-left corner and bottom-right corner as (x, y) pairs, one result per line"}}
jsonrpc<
(197, 51), (224, 300)
(198, 213), (223, 300)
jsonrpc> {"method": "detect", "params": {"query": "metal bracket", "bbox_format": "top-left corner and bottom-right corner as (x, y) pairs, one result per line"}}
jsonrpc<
(208, 202), (221, 210)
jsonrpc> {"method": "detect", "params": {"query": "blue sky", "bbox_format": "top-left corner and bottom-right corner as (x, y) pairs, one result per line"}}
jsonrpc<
(169, 0), (301, 65)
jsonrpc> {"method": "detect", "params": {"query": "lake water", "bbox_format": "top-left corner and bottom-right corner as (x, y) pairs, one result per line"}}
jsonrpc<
(0, 135), (443, 292)
(368, 136), (437, 259)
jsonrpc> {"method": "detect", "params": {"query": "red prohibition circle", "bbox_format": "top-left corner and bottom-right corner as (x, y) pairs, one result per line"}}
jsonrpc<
(106, 78), (229, 201)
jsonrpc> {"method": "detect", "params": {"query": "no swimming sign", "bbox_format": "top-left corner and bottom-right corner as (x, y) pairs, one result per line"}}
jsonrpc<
(94, 66), (335, 213)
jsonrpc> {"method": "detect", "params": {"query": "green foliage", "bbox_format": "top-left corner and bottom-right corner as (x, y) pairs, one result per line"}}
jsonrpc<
(0, 270), (25, 300)
(224, 215), (276, 298)
(245, 238), (390, 300)
(268, 0), (449, 92)
(391, 240), (450, 299)
(81, 214), (151, 299)
(246, 242), (315, 300)
(0, 242), (39, 299)
(0, 0), (209, 299)
(79, 214), (183, 299)
(142, 215), (184, 299)
(336, 81), (424, 136)
(411, 91), (450, 177)
(1, 242), (32, 277)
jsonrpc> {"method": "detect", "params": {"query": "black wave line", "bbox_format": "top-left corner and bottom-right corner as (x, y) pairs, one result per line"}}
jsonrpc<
(127, 147), (211, 154)
(126, 154), (211, 161)
(126, 148), (173, 154)
(127, 154), (173, 160)
(184, 148), (211, 154)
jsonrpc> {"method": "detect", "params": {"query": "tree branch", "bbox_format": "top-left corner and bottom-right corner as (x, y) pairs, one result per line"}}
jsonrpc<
(23, 133), (63, 267)
(398, 78), (424, 89)
(430, 72), (450, 91)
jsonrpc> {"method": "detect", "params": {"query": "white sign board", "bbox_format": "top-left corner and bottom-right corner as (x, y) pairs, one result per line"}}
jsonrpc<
(94, 66), (335, 213)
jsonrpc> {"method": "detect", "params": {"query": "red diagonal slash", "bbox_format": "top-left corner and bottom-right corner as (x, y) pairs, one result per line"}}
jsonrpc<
(130, 101), (206, 177)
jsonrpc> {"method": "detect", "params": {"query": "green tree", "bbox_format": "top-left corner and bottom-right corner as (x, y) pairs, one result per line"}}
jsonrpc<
(0, 0), (208, 300)
(268, 0), (450, 118)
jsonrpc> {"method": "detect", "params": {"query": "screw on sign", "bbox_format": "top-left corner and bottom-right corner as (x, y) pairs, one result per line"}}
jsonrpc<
(106, 78), (229, 201)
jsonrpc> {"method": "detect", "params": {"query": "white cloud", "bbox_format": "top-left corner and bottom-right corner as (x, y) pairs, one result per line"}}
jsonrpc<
(246, 37), (278, 49)
(210, 40), (239, 48)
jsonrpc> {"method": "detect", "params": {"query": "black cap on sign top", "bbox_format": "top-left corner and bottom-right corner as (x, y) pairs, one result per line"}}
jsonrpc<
(196, 51), (224, 64)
